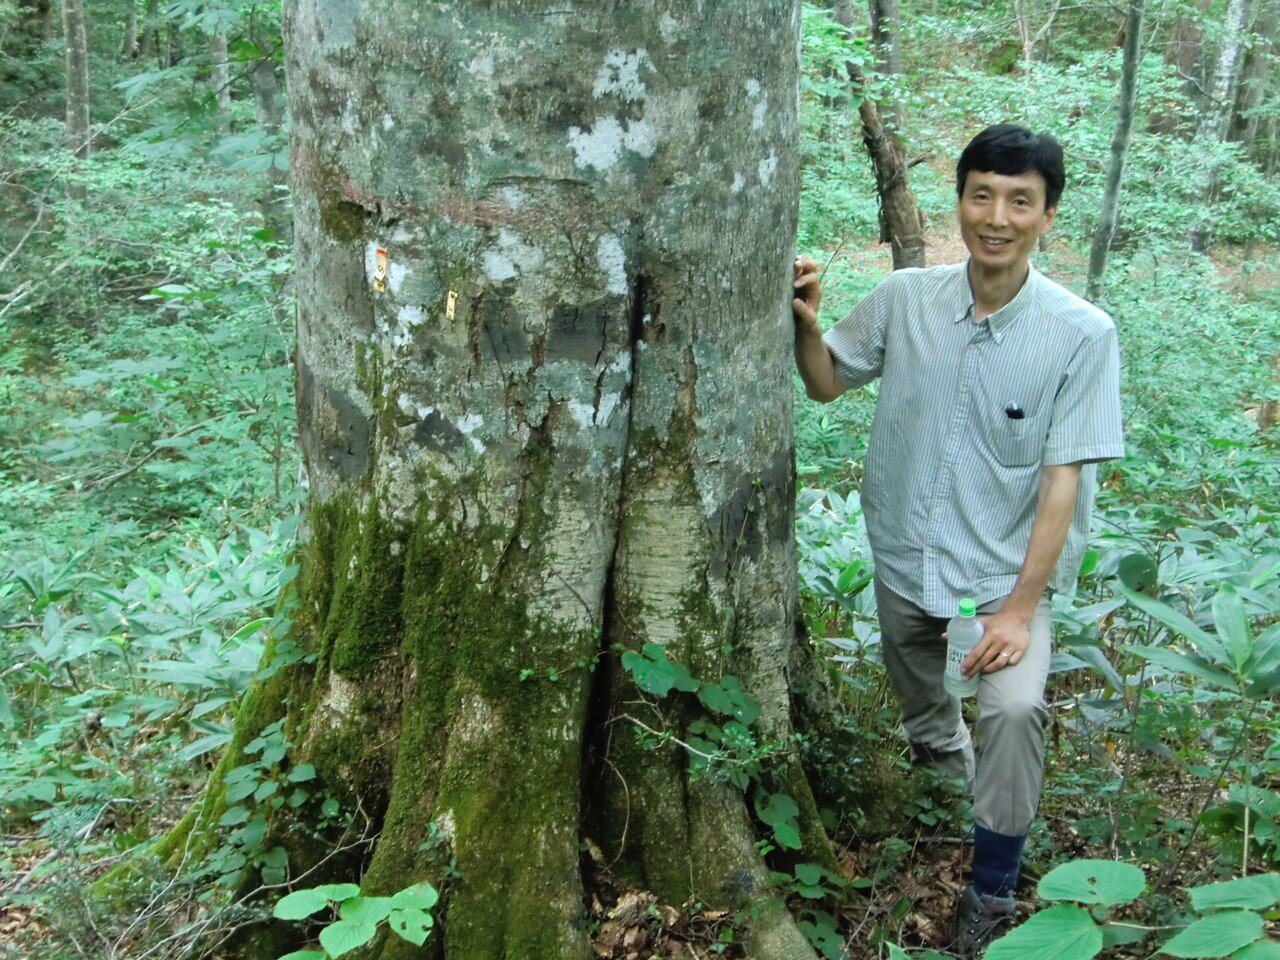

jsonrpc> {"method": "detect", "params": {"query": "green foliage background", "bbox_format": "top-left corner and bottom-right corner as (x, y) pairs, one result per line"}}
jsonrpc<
(0, 0), (1277, 957)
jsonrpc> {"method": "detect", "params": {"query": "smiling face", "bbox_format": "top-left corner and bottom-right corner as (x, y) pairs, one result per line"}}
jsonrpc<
(957, 169), (1057, 276)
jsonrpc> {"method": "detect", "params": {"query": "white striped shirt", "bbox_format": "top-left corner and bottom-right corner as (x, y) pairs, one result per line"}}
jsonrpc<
(822, 261), (1124, 616)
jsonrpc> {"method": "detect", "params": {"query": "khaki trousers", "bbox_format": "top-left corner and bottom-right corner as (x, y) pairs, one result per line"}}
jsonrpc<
(874, 577), (1052, 836)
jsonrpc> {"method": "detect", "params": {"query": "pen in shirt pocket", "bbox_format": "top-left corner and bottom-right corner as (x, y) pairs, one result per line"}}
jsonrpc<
(1004, 402), (1025, 420)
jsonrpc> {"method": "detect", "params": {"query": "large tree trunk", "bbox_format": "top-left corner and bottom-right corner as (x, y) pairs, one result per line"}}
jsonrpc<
(1189, 0), (1252, 252)
(833, 0), (925, 268)
(1086, 0), (1144, 302)
(61, 0), (90, 159)
(1230, 0), (1278, 151)
(161, 3), (850, 958)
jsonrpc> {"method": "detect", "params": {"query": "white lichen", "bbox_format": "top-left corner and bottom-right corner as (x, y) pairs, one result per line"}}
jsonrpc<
(596, 234), (628, 296)
(732, 172), (746, 194)
(567, 115), (656, 171)
(593, 48), (650, 102)
(757, 152), (778, 186)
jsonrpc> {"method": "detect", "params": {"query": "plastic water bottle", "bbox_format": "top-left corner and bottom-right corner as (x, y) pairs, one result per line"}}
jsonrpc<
(943, 598), (983, 698)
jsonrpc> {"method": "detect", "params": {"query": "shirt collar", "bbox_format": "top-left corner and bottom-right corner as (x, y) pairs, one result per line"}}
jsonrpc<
(952, 260), (1039, 343)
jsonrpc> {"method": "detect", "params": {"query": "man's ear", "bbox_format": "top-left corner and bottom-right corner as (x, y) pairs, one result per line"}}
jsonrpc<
(1041, 204), (1058, 233)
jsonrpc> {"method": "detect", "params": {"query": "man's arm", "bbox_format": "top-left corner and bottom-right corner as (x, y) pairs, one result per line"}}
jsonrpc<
(792, 255), (846, 403)
(961, 461), (1083, 677)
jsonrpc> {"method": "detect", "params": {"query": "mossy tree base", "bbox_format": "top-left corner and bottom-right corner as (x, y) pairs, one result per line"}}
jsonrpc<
(153, 2), (870, 957)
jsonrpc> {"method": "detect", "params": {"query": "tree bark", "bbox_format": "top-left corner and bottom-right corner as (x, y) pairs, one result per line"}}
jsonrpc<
(1087, 0), (1144, 302)
(121, 1), (139, 58)
(833, 0), (925, 268)
(251, 54), (288, 235)
(1230, 0), (1278, 151)
(866, 0), (903, 77)
(1189, 0), (1252, 252)
(61, 0), (90, 160)
(138, 0), (158, 59)
(164, 3), (851, 958)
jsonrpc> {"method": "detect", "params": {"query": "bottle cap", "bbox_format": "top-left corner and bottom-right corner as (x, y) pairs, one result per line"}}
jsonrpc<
(958, 598), (977, 618)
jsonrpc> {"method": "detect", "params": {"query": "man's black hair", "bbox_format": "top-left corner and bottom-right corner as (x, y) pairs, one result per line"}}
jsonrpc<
(956, 124), (1065, 211)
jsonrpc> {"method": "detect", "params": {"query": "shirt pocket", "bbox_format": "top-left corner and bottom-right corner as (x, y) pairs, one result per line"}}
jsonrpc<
(984, 412), (1046, 467)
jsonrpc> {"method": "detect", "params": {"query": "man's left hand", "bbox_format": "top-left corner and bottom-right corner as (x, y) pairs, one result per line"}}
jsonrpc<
(961, 609), (1030, 678)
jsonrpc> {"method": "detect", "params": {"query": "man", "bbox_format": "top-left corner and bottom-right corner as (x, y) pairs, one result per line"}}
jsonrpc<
(791, 124), (1123, 956)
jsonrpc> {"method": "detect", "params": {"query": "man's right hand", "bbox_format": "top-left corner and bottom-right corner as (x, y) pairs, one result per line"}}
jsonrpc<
(792, 255), (822, 334)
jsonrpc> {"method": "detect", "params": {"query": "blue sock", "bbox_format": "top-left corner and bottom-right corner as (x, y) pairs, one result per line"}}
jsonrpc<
(972, 825), (1025, 898)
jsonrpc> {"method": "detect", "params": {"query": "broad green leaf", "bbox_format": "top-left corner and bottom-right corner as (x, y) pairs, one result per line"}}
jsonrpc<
(273, 888), (331, 920)
(1233, 942), (1280, 960)
(1116, 585), (1230, 666)
(338, 895), (394, 925)
(0, 682), (14, 728)
(1117, 554), (1158, 594)
(794, 863), (824, 886)
(319, 919), (378, 958)
(837, 563), (872, 595)
(1078, 549), (1099, 578)
(1188, 874), (1280, 912)
(388, 907), (434, 946)
(1159, 911), (1264, 958)
(1124, 646), (1239, 691)
(287, 764), (317, 783)
(1211, 586), (1253, 670)
(389, 882), (439, 911)
(1038, 859), (1146, 906)
(313, 883), (361, 902)
(755, 792), (802, 850)
(277, 952), (326, 960)
(696, 675), (762, 726)
(984, 904), (1103, 960)
(620, 642), (699, 697)
(1102, 923), (1148, 948)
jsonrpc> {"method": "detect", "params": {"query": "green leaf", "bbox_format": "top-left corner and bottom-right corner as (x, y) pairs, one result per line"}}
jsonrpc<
(1116, 584), (1230, 666)
(313, 883), (362, 901)
(1117, 554), (1159, 594)
(755, 792), (802, 850)
(1159, 911), (1264, 958)
(338, 895), (394, 925)
(319, 919), (378, 958)
(1124, 646), (1239, 691)
(621, 642), (700, 697)
(837, 563), (872, 595)
(277, 951), (326, 960)
(1233, 942), (1280, 960)
(388, 907), (434, 946)
(287, 764), (317, 783)
(389, 882), (439, 911)
(984, 904), (1103, 960)
(273, 888), (331, 921)
(697, 675), (762, 726)
(1188, 874), (1280, 912)
(0, 681), (15, 728)
(1078, 549), (1098, 578)
(1212, 586), (1253, 670)
(1037, 859), (1146, 906)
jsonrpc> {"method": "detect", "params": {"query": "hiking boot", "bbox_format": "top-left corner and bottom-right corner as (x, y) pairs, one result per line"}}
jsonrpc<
(948, 884), (1015, 958)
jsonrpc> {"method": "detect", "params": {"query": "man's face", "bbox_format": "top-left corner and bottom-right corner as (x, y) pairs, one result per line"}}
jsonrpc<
(957, 169), (1056, 274)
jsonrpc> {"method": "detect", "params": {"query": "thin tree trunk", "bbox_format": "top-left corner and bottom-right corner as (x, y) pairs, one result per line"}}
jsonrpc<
(866, 0), (903, 77)
(155, 4), (855, 958)
(138, 0), (158, 58)
(1189, 0), (1252, 252)
(252, 56), (288, 234)
(121, 2), (138, 57)
(211, 28), (231, 116)
(834, 0), (925, 268)
(61, 0), (90, 160)
(1087, 0), (1145, 302)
